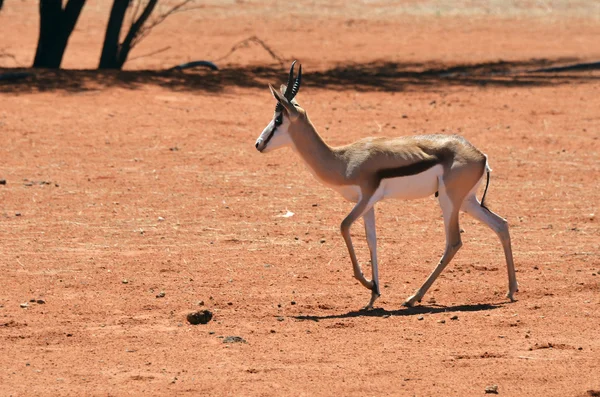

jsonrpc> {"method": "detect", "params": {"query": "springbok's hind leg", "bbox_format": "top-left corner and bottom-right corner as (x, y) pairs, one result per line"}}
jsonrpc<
(404, 189), (463, 307)
(363, 207), (380, 309)
(461, 196), (518, 301)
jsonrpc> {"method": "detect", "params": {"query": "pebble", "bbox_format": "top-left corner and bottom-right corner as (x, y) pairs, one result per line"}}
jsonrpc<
(156, 291), (165, 298)
(276, 316), (285, 322)
(223, 336), (246, 344)
(198, 300), (205, 306)
(417, 316), (424, 321)
(157, 217), (165, 222)
(122, 279), (129, 284)
(0, 179), (6, 185)
(186, 310), (213, 325)
(485, 385), (499, 394)
(437, 319), (446, 324)
(20, 303), (28, 308)
(450, 315), (459, 320)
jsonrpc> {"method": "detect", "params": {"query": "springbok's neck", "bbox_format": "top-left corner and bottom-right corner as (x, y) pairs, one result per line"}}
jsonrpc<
(289, 116), (343, 184)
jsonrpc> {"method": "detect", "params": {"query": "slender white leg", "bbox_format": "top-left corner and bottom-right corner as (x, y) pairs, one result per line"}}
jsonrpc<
(461, 196), (518, 301)
(363, 207), (380, 309)
(404, 189), (463, 307)
(340, 196), (375, 292)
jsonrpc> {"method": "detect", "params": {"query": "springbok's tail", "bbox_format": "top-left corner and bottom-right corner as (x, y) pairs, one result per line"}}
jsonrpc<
(480, 155), (492, 210)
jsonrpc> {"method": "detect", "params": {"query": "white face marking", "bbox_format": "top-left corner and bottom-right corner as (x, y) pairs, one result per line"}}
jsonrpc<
(255, 112), (292, 153)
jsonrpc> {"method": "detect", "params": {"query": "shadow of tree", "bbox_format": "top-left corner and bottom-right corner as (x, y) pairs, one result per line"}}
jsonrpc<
(294, 302), (504, 322)
(1, 57), (599, 93)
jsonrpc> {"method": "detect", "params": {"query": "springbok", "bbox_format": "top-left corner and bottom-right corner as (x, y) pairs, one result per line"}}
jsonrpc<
(255, 61), (518, 309)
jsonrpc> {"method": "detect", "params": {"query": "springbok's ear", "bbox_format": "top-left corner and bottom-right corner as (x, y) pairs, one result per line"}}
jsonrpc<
(269, 84), (299, 120)
(269, 83), (286, 103)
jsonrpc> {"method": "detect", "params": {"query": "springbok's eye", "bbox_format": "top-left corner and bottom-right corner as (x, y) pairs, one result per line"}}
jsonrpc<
(275, 114), (283, 126)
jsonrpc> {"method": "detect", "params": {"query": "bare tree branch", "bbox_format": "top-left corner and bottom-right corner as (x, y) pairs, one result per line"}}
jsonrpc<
(129, 0), (143, 31)
(215, 36), (285, 66)
(130, 0), (195, 49)
(127, 45), (171, 62)
(117, 0), (158, 67)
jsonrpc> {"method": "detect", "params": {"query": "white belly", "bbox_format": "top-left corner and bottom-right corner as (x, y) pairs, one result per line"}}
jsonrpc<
(328, 164), (443, 204)
(378, 164), (442, 200)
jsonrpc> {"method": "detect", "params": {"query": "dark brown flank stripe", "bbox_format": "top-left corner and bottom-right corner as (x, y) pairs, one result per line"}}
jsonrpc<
(375, 157), (440, 183)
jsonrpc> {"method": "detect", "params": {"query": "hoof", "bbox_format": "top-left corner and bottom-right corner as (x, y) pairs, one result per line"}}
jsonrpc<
(403, 295), (421, 307)
(362, 290), (380, 310)
(507, 283), (519, 302)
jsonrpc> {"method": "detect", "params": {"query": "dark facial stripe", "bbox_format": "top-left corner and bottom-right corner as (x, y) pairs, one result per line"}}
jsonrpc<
(376, 157), (440, 182)
(262, 124), (277, 147)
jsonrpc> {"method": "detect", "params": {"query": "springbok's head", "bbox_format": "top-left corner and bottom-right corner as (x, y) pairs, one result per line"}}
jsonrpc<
(255, 61), (303, 153)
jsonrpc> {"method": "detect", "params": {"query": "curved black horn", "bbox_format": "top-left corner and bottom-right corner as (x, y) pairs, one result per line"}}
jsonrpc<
(289, 64), (302, 100)
(284, 60), (297, 99)
(274, 60), (299, 113)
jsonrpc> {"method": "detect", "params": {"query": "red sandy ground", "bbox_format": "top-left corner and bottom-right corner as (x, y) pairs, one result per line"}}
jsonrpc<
(1, 1), (599, 396)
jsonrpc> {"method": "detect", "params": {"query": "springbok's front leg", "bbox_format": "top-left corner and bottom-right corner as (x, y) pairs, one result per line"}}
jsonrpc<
(363, 207), (381, 309)
(340, 194), (379, 309)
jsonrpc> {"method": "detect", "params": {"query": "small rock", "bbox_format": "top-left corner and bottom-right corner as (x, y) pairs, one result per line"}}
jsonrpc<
(0, 179), (6, 185)
(417, 316), (424, 321)
(122, 279), (129, 284)
(437, 319), (446, 324)
(382, 314), (390, 318)
(157, 217), (165, 222)
(290, 301), (296, 305)
(36, 299), (46, 304)
(156, 291), (165, 298)
(223, 336), (246, 344)
(15, 212), (21, 217)
(450, 315), (459, 320)
(485, 385), (499, 394)
(30, 299), (36, 303)
(276, 316), (285, 322)
(186, 310), (213, 325)
(198, 300), (205, 306)
(20, 303), (29, 308)
(319, 239), (326, 244)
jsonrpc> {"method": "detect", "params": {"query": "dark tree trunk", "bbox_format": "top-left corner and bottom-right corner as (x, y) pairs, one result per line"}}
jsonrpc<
(99, 0), (157, 70)
(117, 0), (157, 68)
(98, 0), (130, 69)
(32, 0), (86, 68)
